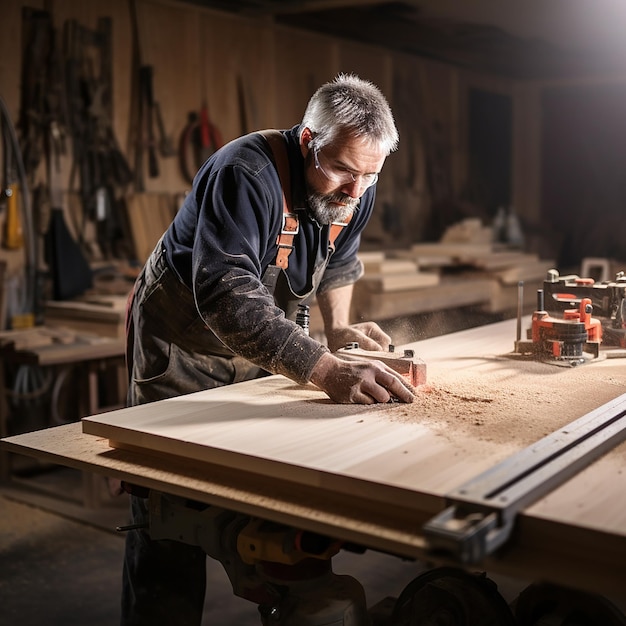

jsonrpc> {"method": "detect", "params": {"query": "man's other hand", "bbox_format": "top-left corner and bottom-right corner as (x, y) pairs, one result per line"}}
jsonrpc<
(325, 321), (391, 353)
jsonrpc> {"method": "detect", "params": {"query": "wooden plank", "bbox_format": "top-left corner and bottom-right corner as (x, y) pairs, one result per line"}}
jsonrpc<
(357, 271), (440, 292)
(81, 317), (626, 517)
(357, 251), (386, 265)
(44, 296), (127, 339)
(3, 420), (626, 598)
(492, 259), (555, 285)
(0, 421), (438, 557)
(409, 242), (493, 261)
(351, 277), (493, 321)
(5, 318), (626, 597)
(361, 258), (418, 274)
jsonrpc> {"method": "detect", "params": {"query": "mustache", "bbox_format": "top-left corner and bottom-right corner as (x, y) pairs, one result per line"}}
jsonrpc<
(327, 192), (360, 209)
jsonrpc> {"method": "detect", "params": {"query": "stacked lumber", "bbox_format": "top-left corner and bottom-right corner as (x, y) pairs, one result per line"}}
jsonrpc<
(357, 250), (440, 292)
(391, 243), (555, 314)
(0, 326), (79, 351)
(352, 225), (555, 321)
(44, 295), (129, 339)
(0, 325), (125, 365)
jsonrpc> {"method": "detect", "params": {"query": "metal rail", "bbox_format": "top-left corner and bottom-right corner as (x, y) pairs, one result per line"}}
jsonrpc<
(423, 392), (626, 563)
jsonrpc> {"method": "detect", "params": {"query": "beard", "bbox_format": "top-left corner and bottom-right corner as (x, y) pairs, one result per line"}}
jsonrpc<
(307, 190), (360, 225)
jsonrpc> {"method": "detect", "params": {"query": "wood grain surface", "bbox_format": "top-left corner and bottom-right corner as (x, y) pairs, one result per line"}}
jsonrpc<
(4, 318), (626, 597)
(82, 317), (626, 534)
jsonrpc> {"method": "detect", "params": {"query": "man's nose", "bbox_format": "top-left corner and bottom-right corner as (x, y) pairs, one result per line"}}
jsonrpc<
(341, 177), (366, 198)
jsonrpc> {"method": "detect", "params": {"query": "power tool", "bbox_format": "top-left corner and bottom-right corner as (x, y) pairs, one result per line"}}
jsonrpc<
(513, 268), (626, 365)
(514, 287), (602, 365)
(541, 269), (626, 347)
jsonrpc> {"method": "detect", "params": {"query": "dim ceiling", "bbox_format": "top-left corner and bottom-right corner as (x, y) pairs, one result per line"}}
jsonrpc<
(180, 0), (626, 80)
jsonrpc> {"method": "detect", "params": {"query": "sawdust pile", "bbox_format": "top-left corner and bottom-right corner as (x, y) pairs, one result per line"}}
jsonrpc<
(387, 359), (626, 452)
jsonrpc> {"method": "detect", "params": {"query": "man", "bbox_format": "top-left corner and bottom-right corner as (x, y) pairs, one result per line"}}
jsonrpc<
(122, 73), (414, 625)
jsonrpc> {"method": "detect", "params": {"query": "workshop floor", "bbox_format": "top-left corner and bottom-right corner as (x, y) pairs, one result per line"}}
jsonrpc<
(0, 465), (440, 626)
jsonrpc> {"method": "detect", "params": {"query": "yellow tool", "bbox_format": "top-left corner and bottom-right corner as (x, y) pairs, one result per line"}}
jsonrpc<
(3, 181), (24, 249)
(237, 518), (342, 565)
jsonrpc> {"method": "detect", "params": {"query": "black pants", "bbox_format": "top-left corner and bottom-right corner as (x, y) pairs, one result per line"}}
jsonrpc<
(121, 240), (266, 626)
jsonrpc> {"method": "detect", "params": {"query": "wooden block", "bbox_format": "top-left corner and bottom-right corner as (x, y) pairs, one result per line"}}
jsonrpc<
(357, 251), (386, 264)
(362, 258), (418, 274)
(335, 346), (427, 387)
(44, 297), (128, 339)
(493, 260), (555, 285)
(440, 218), (492, 245)
(357, 271), (440, 292)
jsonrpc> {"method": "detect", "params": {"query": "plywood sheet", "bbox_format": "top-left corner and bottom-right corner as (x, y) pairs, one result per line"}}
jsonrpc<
(82, 318), (626, 526)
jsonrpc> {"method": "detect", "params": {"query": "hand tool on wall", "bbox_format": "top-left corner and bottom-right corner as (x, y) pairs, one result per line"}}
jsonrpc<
(63, 16), (132, 258)
(199, 101), (223, 162)
(2, 130), (23, 250)
(44, 122), (93, 301)
(18, 7), (55, 182)
(139, 65), (159, 179)
(154, 101), (176, 158)
(179, 102), (224, 185)
(128, 0), (172, 190)
(0, 95), (36, 327)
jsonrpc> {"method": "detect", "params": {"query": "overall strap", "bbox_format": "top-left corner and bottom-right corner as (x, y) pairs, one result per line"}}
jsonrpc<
(258, 129), (297, 270)
(258, 129), (352, 269)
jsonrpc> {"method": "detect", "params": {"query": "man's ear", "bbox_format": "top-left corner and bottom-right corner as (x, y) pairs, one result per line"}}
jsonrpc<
(300, 127), (314, 156)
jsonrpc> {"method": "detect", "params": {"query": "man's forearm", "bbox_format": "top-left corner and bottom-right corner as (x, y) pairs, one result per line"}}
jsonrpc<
(316, 283), (354, 332)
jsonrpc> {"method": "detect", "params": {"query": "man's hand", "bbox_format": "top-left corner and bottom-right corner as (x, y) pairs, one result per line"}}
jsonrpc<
(325, 321), (391, 353)
(309, 352), (415, 404)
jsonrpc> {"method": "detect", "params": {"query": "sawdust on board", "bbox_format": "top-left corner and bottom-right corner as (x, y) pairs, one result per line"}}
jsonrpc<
(387, 357), (626, 455)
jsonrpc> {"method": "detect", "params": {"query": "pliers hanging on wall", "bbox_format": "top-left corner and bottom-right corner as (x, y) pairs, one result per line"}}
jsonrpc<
(178, 102), (223, 185)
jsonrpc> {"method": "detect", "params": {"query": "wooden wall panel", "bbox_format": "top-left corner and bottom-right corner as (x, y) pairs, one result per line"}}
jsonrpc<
(273, 26), (339, 129)
(338, 41), (395, 215)
(0, 0), (540, 309)
(199, 12), (275, 139)
(131, 0), (202, 192)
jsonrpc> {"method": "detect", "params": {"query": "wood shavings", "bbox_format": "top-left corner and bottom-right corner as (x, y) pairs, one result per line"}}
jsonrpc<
(387, 358), (626, 452)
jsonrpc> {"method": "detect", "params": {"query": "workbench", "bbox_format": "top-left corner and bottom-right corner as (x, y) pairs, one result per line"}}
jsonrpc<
(2, 318), (626, 610)
(0, 327), (126, 501)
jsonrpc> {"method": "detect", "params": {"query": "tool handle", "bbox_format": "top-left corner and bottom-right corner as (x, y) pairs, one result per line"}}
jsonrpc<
(140, 65), (159, 178)
(200, 103), (211, 148)
(3, 183), (24, 249)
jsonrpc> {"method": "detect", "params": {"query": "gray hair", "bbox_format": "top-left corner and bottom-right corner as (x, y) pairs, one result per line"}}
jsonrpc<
(301, 73), (399, 155)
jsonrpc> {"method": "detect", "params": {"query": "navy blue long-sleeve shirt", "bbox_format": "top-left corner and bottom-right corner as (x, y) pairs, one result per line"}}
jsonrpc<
(161, 125), (376, 383)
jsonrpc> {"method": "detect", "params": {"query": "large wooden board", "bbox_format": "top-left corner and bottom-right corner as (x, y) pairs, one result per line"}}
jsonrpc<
(4, 318), (626, 597)
(82, 318), (626, 531)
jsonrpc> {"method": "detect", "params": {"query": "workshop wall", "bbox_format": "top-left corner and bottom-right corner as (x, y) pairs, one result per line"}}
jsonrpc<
(7, 0), (618, 321)
(0, 0), (479, 300)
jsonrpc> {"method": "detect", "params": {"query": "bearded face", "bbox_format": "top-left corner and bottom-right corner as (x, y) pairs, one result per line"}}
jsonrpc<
(306, 188), (359, 225)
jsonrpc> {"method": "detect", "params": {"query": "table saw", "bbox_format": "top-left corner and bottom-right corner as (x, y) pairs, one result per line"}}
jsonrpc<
(2, 317), (626, 625)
